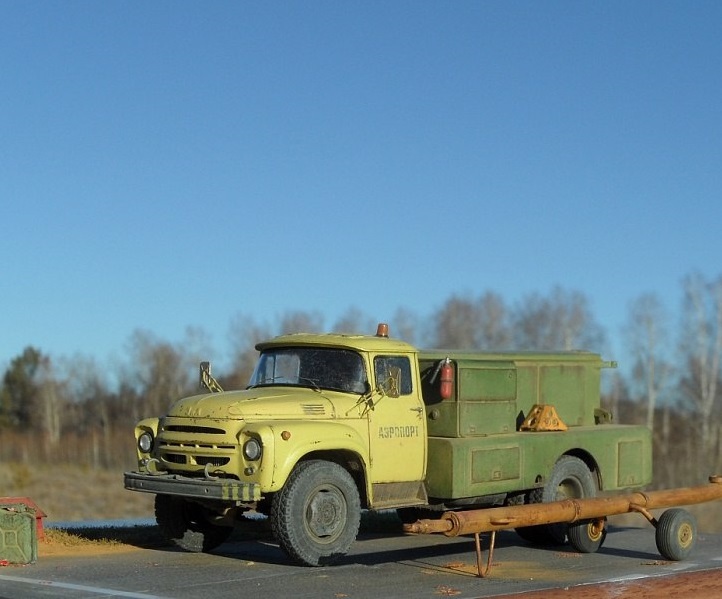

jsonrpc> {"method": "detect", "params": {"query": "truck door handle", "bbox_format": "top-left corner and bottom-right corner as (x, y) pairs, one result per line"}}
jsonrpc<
(410, 407), (423, 414)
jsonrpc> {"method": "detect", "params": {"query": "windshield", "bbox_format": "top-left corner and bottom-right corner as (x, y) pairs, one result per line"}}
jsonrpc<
(248, 347), (368, 394)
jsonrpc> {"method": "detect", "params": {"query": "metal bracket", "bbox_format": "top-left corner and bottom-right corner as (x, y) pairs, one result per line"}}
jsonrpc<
(473, 530), (496, 577)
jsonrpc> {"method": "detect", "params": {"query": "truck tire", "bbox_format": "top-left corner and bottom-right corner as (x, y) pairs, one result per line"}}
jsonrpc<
(516, 455), (597, 546)
(271, 460), (361, 566)
(155, 494), (233, 553)
(567, 517), (607, 553)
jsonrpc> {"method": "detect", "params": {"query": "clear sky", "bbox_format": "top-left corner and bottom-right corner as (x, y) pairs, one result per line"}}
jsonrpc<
(2, 1), (721, 374)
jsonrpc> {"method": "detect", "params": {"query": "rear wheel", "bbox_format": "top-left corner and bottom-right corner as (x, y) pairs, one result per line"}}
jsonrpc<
(271, 460), (361, 566)
(568, 518), (607, 553)
(516, 456), (597, 545)
(155, 494), (233, 553)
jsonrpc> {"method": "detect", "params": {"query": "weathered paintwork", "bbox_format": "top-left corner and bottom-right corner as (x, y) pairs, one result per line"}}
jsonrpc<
(418, 351), (651, 500)
(125, 327), (651, 513)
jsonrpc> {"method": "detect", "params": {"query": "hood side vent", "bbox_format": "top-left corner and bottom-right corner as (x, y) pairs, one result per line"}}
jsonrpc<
(301, 404), (326, 416)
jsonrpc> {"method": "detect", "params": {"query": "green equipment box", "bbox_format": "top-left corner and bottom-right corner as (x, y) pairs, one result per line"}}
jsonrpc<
(0, 504), (38, 564)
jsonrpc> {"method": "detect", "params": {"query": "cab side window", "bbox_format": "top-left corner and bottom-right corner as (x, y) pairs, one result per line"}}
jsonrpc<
(374, 356), (412, 397)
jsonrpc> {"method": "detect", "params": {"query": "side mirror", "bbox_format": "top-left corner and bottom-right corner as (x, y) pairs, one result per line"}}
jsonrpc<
(377, 366), (401, 398)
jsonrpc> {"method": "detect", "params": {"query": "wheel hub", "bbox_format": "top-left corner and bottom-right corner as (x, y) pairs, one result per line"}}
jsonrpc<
(307, 488), (345, 538)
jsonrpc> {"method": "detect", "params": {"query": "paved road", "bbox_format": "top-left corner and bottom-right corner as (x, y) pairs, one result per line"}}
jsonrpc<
(2, 524), (722, 599)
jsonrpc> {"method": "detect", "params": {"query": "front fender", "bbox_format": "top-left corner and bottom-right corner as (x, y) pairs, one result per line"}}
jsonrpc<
(262, 420), (369, 493)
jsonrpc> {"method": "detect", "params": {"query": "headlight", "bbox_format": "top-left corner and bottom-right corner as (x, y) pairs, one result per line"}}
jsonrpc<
(243, 438), (262, 461)
(138, 432), (154, 453)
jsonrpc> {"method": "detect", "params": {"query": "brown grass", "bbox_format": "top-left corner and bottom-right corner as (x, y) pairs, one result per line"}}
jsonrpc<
(0, 462), (155, 522)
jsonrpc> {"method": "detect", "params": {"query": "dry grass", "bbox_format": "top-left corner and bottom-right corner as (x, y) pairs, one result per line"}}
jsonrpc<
(0, 462), (155, 522)
(44, 525), (165, 548)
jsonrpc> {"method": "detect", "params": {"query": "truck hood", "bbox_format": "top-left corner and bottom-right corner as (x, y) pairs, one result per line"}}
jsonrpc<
(168, 387), (338, 420)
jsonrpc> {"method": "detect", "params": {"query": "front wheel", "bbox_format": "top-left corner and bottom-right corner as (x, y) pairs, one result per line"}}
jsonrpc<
(271, 460), (361, 566)
(154, 495), (234, 553)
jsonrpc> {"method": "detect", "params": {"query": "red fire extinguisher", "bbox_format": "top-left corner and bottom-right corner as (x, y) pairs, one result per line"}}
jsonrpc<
(439, 358), (453, 400)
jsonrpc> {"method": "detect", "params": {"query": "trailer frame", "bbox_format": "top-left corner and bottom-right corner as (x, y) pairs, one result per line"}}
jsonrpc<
(404, 475), (722, 577)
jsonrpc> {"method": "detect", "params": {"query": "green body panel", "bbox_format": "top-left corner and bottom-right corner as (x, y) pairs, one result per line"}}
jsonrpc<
(418, 349), (651, 501)
(419, 351), (609, 438)
(425, 424), (652, 500)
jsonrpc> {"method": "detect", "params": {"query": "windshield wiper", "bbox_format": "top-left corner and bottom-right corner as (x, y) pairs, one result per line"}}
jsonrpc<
(248, 376), (322, 392)
(297, 377), (322, 392)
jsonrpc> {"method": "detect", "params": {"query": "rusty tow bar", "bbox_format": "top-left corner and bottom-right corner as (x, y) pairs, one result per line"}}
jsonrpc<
(403, 475), (722, 577)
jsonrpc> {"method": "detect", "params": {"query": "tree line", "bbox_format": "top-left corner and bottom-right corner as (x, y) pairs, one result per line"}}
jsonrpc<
(1, 274), (721, 489)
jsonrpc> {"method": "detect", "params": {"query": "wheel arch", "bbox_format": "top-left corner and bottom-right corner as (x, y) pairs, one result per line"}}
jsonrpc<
(268, 421), (370, 500)
(559, 448), (602, 491)
(295, 449), (370, 508)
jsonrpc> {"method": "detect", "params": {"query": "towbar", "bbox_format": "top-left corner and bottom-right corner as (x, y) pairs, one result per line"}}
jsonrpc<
(404, 476), (722, 577)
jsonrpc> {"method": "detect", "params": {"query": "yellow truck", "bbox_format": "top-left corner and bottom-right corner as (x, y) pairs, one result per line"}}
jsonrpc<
(124, 323), (652, 566)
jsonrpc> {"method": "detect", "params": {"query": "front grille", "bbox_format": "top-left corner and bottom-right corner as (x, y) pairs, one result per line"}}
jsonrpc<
(162, 453), (229, 467)
(196, 456), (230, 467)
(157, 420), (239, 472)
(164, 425), (226, 435)
(161, 441), (236, 450)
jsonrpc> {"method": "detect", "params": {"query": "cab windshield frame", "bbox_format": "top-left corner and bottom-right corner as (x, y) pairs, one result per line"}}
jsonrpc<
(248, 347), (368, 394)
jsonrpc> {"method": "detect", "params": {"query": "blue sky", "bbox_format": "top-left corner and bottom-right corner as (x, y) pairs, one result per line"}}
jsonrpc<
(1, 1), (721, 374)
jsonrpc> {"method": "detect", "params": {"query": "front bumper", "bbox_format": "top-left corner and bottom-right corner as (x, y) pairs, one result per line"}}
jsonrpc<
(124, 471), (261, 502)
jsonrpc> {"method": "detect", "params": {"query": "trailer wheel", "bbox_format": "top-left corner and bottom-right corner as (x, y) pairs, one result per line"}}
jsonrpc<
(567, 518), (607, 553)
(271, 460), (361, 566)
(516, 455), (597, 546)
(154, 494), (233, 553)
(655, 508), (696, 561)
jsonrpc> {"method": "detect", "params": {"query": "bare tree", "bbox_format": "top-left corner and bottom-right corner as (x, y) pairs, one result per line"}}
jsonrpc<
(430, 292), (512, 349)
(624, 293), (672, 431)
(226, 315), (272, 389)
(678, 273), (722, 477)
(432, 294), (483, 349)
(35, 358), (62, 450)
(278, 310), (324, 335)
(124, 330), (193, 417)
(333, 307), (375, 335)
(512, 287), (605, 351)
(476, 291), (512, 349)
(391, 307), (421, 345)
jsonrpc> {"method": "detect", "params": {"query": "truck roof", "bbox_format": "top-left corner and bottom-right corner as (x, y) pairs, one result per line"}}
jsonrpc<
(254, 324), (613, 368)
(420, 349), (613, 367)
(255, 331), (417, 353)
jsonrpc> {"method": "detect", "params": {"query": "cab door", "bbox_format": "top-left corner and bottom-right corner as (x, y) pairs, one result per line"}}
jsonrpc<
(366, 353), (426, 502)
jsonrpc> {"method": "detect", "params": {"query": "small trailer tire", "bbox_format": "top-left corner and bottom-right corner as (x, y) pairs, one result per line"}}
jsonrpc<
(655, 508), (697, 561)
(567, 518), (607, 553)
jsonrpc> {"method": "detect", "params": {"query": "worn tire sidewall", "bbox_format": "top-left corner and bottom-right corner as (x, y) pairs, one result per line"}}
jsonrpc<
(542, 456), (597, 503)
(271, 460), (361, 566)
(517, 456), (597, 545)
(543, 456), (597, 544)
